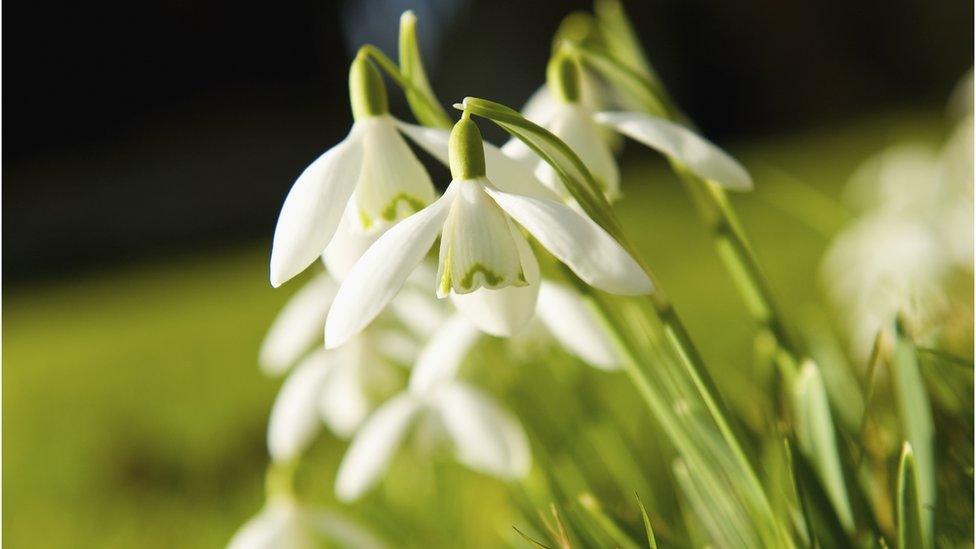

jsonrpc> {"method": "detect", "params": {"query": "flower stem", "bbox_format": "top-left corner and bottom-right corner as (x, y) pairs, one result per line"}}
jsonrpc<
(672, 162), (801, 373)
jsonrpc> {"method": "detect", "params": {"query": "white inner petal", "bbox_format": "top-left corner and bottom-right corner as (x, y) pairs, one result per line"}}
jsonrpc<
(436, 179), (529, 297)
(352, 116), (436, 231)
(538, 104), (620, 201)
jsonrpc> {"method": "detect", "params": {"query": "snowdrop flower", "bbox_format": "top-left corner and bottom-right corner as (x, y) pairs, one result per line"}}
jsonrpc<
(262, 268), (450, 461)
(504, 55), (622, 200)
(334, 315), (531, 502)
(228, 494), (387, 549)
(270, 53), (439, 287)
(325, 114), (653, 346)
(505, 54), (753, 199)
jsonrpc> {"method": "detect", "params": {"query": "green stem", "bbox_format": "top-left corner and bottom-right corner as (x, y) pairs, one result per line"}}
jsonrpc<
(357, 45), (452, 130)
(673, 162), (801, 373)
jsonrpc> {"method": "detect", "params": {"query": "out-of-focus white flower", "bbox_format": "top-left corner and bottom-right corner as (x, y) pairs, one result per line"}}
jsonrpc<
(270, 55), (439, 288)
(262, 268), (450, 462)
(822, 96), (973, 358)
(334, 315), (531, 502)
(936, 116), (974, 269)
(502, 55), (752, 200)
(843, 143), (943, 218)
(535, 280), (620, 370)
(259, 273), (338, 376)
(228, 495), (387, 549)
(822, 200), (952, 358)
(324, 116), (652, 347)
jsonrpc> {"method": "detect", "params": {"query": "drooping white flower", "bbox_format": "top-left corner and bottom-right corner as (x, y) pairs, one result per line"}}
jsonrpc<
(325, 115), (653, 347)
(228, 495), (387, 549)
(334, 315), (531, 502)
(504, 55), (753, 199)
(270, 54), (439, 288)
(262, 268), (450, 462)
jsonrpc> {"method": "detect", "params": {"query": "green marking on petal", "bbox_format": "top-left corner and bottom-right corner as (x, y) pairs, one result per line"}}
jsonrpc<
(439, 242), (454, 296)
(358, 209), (373, 230)
(460, 263), (505, 290)
(380, 193), (427, 222)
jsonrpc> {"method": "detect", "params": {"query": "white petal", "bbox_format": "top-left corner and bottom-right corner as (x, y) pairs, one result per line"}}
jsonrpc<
(436, 179), (529, 297)
(486, 188), (653, 295)
(594, 111), (753, 191)
(259, 273), (337, 375)
(270, 130), (364, 287)
(450, 220), (541, 336)
(500, 86), (560, 165)
(536, 281), (620, 370)
(408, 315), (481, 395)
(395, 120), (561, 201)
(430, 382), (531, 479)
(324, 188), (455, 349)
(335, 394), (423, 502)
(228, 501), (312, 549)
(351, 116), (436, 231)
(318, 341), (372, 439)
(388, 281), (450, 338)
(300, 508), (389, 549)
(370, 329), (422, 364)
(322, 208), (380, 282)
(536, 104), (620, 200)
(520, 85), (560, 124)
(267, 349), (334, 462)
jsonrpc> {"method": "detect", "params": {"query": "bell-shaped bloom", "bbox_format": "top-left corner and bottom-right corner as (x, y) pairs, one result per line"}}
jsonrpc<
(262, 268), (450, 462)
(504, 56), (752, 198)
(325, 117), (652, 348)
(334, 315), (531, 502)
(270, 56), (440, 288)
(228, 495), (387, 549)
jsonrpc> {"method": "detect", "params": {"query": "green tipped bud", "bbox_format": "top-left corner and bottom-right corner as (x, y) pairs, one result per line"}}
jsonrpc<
(449, 114), (486, 180)
(349, 54), (388, 120)
(547, 54), (582, 103)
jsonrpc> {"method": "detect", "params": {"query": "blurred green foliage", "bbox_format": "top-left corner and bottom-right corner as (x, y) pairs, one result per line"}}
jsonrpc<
(4, 109), (969, 547)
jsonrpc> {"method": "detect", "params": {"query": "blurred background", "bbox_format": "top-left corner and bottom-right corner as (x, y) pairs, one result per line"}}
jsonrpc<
(3, 0), (972, 547)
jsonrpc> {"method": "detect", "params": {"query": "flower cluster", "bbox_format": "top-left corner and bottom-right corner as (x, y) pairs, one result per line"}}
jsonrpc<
(820, 81), (973, 357)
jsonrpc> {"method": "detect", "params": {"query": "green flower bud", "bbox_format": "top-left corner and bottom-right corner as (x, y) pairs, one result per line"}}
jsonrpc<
(449, 113), (486, 180)
(349, 54), (389, 120)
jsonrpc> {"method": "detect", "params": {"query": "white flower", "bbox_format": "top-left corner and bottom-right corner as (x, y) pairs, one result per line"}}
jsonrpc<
(259, 273), (338, 376)
(334, 315), (531, 502)
(503, 56), (752, 198)
(228, 495), (387, 549)
(325, 116), (652, 347)
(270, 55), (439, 287)
(821, 214), (948, 358)
(262, 269), (450, 461)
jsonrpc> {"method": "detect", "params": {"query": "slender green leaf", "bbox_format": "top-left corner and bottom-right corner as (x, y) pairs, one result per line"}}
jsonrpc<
(397, 11), (452, 129)
(889, 318), (935, 545)
(897, 443), (927, 549)
(567, 42), (670, 118)
(785, 438), (850, 548)
(634, 492), (659, 549)
(792, 360), (855, 532)
(575, 493), (640, 549)
(593, 0), (656, 81)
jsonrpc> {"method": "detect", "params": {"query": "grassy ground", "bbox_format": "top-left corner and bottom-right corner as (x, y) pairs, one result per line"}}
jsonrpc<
(3, 110), (955, 547)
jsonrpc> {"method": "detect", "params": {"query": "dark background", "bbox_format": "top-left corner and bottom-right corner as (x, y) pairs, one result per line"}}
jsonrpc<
(3, 0), (971, 283)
